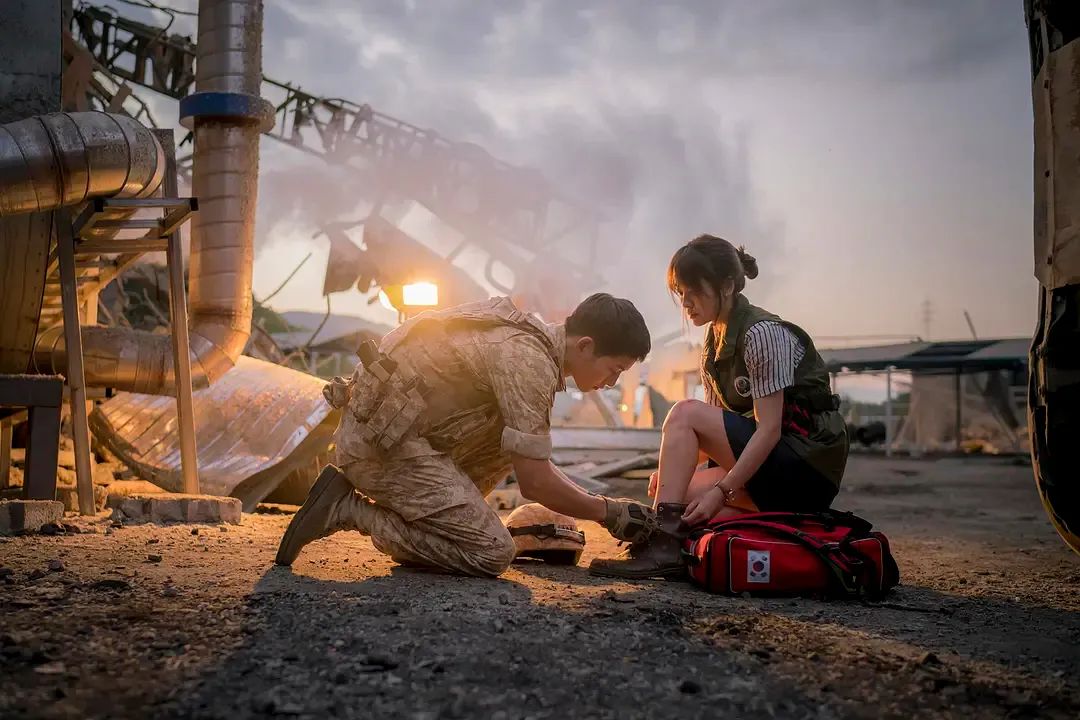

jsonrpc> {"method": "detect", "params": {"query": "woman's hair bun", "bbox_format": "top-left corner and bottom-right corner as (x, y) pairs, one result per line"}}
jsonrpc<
(736, 246), (759, 280)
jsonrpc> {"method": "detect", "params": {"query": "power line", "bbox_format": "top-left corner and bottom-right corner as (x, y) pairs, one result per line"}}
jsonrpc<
(257, 252), (313, 306)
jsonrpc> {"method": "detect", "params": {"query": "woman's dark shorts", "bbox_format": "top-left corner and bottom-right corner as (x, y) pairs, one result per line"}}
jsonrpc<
(711, 412), (838, 512)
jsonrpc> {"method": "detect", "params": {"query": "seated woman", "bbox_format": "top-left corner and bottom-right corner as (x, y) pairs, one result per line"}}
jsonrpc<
(590, 234), (849, 579)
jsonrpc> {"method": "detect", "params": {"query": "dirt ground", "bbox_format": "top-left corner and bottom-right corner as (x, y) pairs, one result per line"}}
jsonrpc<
(1, 454), (1078, 719)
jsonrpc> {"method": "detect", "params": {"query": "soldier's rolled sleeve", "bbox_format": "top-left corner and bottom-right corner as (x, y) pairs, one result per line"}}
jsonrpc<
(501, 427), (552, 460)
(489, 335), (559, 460)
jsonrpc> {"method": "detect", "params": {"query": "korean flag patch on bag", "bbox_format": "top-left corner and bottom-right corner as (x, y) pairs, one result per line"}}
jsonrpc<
(747, 550), (771, 583)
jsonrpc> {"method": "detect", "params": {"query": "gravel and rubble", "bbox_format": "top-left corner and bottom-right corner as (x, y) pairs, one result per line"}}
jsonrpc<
(0, 455), (1078, 719)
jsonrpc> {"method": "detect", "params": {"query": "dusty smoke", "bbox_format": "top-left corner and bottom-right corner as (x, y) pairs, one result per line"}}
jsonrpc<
(130, 0), (1032, 339)
(244, 1), (783, 334)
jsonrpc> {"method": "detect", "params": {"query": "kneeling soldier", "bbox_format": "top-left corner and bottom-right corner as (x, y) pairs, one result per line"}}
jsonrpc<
(276, 293), (656, 576)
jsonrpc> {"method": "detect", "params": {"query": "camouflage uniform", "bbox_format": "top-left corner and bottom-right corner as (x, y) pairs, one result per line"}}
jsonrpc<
(325, 297), (565, 577)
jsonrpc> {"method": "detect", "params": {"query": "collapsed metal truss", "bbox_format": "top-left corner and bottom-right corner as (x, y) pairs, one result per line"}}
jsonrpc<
(69, 4), (602, 298)
(70, 6), (196, 100)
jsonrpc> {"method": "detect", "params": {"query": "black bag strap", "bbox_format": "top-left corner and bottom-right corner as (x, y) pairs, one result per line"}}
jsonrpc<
(819, 509), (874, 534)
(700, 510), (874, 535)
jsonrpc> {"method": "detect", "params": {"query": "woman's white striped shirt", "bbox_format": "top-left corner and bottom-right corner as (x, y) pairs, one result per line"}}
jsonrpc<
(743, 321), (805, 398)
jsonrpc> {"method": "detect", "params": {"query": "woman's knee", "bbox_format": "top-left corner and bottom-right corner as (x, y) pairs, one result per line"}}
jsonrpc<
(663, 399), (706, 431)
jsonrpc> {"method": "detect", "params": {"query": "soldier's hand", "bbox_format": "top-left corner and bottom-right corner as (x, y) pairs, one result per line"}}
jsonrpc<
(599, 497), (658, 543)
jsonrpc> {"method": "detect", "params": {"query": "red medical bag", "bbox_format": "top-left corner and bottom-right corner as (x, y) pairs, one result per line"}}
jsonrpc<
(682, 511), (900, 598)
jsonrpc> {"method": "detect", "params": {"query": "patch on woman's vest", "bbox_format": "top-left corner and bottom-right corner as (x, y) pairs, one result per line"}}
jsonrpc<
(734, 375), (753, 398)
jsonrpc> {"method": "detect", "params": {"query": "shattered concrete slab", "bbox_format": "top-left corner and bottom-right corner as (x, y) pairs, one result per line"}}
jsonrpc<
(54, 482), (108, 513)
(0, 499), (63, 535)
(108, 494), (242, 525)
(105, 479), (167, 503)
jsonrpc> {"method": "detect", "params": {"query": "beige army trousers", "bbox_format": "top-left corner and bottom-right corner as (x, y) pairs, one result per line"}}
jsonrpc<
(332, 446), (517, 577)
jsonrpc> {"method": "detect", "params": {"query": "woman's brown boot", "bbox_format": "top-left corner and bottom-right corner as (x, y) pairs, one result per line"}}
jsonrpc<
(588, 503), (689, 579)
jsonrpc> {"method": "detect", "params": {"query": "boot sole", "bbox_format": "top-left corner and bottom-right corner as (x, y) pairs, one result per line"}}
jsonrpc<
(275, 465), (346, 566)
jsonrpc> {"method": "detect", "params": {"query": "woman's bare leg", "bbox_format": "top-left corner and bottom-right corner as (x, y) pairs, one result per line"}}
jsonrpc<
(684, 466), (725, 504)
(589, 404), (754, 579)
(655, 400), (739, 506)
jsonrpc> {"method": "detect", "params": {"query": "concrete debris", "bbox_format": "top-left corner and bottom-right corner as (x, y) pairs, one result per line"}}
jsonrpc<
(104, 480), (166, 513)
(55, 482), (108, 513)
(94, 463), (119, 485)
(109, 494), (242, 525)
(2, 466), (24, 488)
(0, 500), (64, 536)
(56, 450), (76, 469)
(5, 452), (115, 488)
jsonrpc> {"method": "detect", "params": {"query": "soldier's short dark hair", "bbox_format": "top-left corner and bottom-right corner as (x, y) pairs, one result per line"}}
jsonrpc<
(566, 293), (650, 360)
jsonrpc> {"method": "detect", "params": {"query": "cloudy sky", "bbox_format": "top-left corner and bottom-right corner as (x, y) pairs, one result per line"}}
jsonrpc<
(130, 0), (1037, 343)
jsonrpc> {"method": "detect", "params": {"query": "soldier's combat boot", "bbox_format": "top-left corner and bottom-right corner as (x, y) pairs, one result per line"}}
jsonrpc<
(275, 464), (358, 566)
(588, 503), (689, 580)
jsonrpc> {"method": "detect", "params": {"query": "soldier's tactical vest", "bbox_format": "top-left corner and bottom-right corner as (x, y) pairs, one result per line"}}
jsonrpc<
(383, 296), (557, 359)
(701, 294), (848, 488)
(328, 297), (560, 456)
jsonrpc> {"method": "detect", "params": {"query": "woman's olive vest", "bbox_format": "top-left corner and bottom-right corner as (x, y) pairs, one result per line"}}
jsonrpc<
(700, 294), (848, 488)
